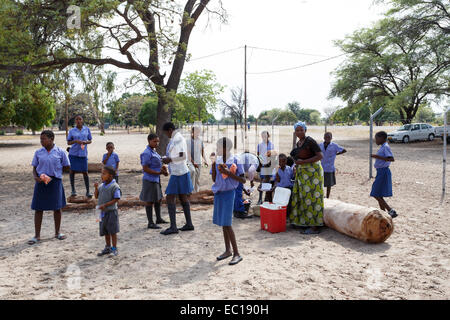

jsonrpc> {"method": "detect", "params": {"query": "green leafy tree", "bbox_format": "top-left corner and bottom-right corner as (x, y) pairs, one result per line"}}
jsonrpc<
(309, 111), (322, 125)
(138, 97), (158, 127)
(414, 105), (436, 123)
(179, 70), (224, 121)
(0, 0), (227, 153)
(11, 83), (55, 134)
(75, 64), (117, 134)
(330, 8), (450, 124)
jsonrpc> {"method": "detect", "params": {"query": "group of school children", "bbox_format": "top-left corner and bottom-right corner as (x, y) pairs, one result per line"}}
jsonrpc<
(28, 116), (397, 265)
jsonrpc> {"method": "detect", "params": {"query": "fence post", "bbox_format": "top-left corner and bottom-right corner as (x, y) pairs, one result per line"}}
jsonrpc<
(369, 107), (383, 179)
(255, 119), (258, 153)
(234, 119), (237, 153)
(442, 108), (448, 204)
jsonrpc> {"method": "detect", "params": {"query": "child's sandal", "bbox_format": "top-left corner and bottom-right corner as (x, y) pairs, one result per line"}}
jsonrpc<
(27, 237), (40, 245)
(55, 233), (66, 240)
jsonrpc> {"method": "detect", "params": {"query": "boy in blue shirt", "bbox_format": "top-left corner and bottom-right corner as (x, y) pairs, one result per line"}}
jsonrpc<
(370, 131), (397, 218)
(94, 166), (121, 256)
(273, 154), (294, 189)
(102, 142), (120, 183)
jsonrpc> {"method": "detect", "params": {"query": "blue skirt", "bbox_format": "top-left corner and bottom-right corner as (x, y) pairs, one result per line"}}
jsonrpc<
(370, 167), (392, 197)
(31, 177), (66, 211)
(69, 155), (88, 172)
(234, 183), (245, 213)
(165, 172), (193, 195)
(213, 190), (235, 226)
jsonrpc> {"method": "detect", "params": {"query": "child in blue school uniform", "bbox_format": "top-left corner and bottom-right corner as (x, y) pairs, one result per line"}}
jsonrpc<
(212, 137), (245, 266)
(233, 152), (260, 219)
(273, 154), (294, 189)
(67, 115), (93, 197)
(319, 132), (347, 199)
(102, 142), (120, 183)
(272, 154), (294, 217)
(94, 166), (121, 256)
(28, 130), (71, 245)
(139, 133), (169, 229)
(371, 131), (397, 218)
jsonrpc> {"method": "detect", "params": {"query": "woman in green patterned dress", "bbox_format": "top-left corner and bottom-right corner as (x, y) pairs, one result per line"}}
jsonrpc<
(289, 122), (324, 234)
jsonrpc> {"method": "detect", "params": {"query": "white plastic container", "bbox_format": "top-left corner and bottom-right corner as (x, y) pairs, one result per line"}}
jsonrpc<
(94, 205), (102, 223)
(261, 187), (291, 209)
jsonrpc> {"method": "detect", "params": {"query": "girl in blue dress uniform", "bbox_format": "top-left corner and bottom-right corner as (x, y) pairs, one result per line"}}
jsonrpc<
(28, 130), (71, 245)
(67, 115), (93, 197)
(212, 137), (245, 265)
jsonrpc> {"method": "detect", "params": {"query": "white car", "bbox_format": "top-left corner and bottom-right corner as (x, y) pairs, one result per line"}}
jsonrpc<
(387, 123), (435, 143)
(435, 125), (450, 143)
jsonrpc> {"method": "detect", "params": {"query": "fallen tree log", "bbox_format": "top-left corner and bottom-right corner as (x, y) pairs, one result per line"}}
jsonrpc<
(63, 190), (215, 211)
(323, 199), (393, 243)
(63, 163), (104, 173)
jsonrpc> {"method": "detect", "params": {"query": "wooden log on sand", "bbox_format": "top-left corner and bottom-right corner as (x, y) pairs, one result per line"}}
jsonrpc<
(324, 199), (394, 243)
(63, 190), (215, 211)
(63, 163), (104, 173)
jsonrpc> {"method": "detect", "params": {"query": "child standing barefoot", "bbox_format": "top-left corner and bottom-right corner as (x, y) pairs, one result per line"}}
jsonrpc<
(371, 131), (397, 218)
(95, 166), (121, 256)
(139, 133), (168, 229)
(28, 130), (71, 245)
(212, 137), (245, 265)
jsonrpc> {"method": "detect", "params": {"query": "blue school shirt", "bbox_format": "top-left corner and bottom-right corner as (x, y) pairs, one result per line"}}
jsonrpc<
(140, 146), (162, 183)
(67, 126), (92, 157)
(102, 152), (120, 172)
(320, 142), (345, 173)
(273, 166), (294, 188)
(374, 142), (393, 169)
(31, 146), (70, 179)
(211, 155), (244, 194)
(238, 153), (259, 172)
(257, 141), (274, 161)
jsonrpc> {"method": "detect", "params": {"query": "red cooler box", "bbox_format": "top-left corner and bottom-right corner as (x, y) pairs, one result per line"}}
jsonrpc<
(260, 187), (291, 233)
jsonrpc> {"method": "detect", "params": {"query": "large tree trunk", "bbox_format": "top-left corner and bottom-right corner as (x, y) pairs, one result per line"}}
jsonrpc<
(155, 91), (173, 155)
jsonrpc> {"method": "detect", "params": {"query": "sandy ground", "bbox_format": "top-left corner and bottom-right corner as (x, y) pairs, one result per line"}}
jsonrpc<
(0, 125), (449, 300)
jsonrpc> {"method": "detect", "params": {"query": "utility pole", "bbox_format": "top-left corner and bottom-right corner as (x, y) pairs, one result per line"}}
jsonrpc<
(244, 44), (248, 152)
(65, 79), (69, 139)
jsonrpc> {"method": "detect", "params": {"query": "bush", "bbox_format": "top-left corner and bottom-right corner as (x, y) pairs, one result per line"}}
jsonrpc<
(100, 132), (105, 136)
(0, 130), (5, 136)
(16, 129), (23, 135)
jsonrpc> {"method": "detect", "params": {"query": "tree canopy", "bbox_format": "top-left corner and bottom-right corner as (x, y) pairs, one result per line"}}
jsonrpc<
(330, 1), (450, 124)
(0, 0), (226, 151)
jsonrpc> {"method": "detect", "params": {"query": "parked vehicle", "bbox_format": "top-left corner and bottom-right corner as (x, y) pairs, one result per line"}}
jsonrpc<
(387, 123), (435, 143)
(435, 125), (450, 143)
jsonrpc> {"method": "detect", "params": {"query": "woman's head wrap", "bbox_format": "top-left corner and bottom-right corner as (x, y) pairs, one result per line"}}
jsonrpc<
(294, 121), (307, 131)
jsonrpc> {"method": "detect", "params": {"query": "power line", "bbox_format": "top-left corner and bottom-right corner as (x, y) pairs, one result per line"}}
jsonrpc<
(247, 53), (347, 75)
(188, 46), (243, 61)
(248, 46), (331, 58)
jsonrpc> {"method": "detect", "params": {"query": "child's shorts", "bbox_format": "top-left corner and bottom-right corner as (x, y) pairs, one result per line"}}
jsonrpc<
(99, 209), (120, 236)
